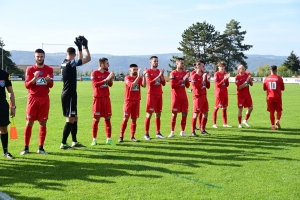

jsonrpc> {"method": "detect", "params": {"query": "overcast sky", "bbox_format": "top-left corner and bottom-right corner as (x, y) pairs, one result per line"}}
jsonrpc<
(0, 0), (299, 56)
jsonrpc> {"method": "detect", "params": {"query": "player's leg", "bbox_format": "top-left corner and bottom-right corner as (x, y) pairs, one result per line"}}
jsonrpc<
(0, 103), (14, 159)
(275, 101), (282, 129)
(212, 98), (219, 128)
(37, 120), (47, 154)
(91, 97), (101, 145)
(242, 97), (253, 127)
(130, 118), (140, 142)
(36, 96), (50, 154)
(144, 94), (155, 139)
(60, 94), (76, 150)
(197, 111), (202, 130)
(200, 98), (209, 134)
(191, 112), (199, 136)
(104, 97), (113, 144)
(237, 97), (244, 128)
(155, 95), (165, 138)
(200, 112), (209, 134)
(22, 96), (37, 154)
(179, 99), (188, 136)
(222, 98), (231, 127)
(169, 112), (177, 138)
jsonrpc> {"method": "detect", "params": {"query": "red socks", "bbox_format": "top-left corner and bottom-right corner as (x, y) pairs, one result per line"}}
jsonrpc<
(39, 126), (46, 146)
(24, 126), (32, 146)
(92, 120), (99, 138)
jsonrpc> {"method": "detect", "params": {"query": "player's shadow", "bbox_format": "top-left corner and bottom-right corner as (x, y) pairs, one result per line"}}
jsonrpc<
(0, 154), (190, 200)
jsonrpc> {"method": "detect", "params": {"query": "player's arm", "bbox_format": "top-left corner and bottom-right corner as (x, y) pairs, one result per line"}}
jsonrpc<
(25, 68), (38, 88)
(160, 68), (166, 86)
(147, 70), (163, 85)
(206, 77), (211, 89)
(280, 78), (285, 91)
(170, 73), (182, 89)
(107, 72), (114, 87)
(74, 36), (91, 65)
(45, 68), (54, 88)
(141, 69), (146, 88)
(6, 86), (16, 117)
(184, 72), (190, 88)
(263, 80), (267, 91)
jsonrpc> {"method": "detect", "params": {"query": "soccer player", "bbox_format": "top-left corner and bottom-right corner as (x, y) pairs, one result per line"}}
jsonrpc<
(190, 63), (202, 129)
(21, 49), (53, 155)
(190, 60), (211, 135)
(168, 57), (190, 137)
(212, 61), (232, 128)
(60, 36), (91, 149)
(235, 65), (253, 128)
(0, 69), (16, 159)
(118, 64), (146, 142)
(263, 65), (284, 130)
(144, 56), (166, 140)
(91, 57), (115, 145)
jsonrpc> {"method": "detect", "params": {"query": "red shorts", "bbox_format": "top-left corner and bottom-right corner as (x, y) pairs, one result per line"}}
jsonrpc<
(92, 97), (112, 118)
(123, 100), (140, 119)
(215, 97), (228, 108)
(146, 94), (162, 113)
(26, 96), (50, 121)
(171, 98), (188, 113)
(267, 101), (282, 112)
(193, 96), (209, 113)
(237, 96), (253, 108)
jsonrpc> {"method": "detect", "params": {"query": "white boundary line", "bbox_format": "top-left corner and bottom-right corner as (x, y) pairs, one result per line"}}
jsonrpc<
(0, 191), (15, 200)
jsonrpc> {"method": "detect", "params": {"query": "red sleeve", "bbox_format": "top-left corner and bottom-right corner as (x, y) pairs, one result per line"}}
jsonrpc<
(47, 67), (54, 88)
(170, 72), (183, 89)
(185, 79), (190, 88)
(25, 67), (34, 89)
(92, 72), (107, 88)
(235, 75), (242, 87)
(263, 79), (267, 91)
(125, 77), (133, 88)
(138, 77), (143, 86)
(108, 81), (113, 87)
(280, 78), (285, 91)
(146, 73), (158, 85)
(206, 79), (210, 89)
(160, 78), (166, 86)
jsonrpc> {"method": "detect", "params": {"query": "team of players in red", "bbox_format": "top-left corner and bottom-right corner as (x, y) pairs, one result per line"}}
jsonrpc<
(0, 36), (285, 159)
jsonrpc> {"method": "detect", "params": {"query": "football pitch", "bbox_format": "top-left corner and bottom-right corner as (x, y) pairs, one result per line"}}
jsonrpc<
(1, 81), (300, 200)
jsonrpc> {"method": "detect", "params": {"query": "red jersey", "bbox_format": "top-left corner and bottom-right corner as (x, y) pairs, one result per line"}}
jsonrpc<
(214, 71), (229, 98)
(124, 76), (143, 101)
(25, 65), (53, 97)
(91, 70), (113, 98)
(146, 68), (165, 95)
(263, 74), (284, 102)
(191, 73), (210, 97)
(170, 70), (190, 100)
(235, 73), (251, 98)
(189, 70), (196, 82)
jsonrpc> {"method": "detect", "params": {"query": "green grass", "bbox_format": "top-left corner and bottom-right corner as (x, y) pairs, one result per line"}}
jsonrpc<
(1, 81), (300, 200)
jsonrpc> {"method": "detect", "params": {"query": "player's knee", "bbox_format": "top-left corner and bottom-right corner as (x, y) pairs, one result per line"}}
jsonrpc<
(26, 121), (34, 127)
(39, 121), (47, 127)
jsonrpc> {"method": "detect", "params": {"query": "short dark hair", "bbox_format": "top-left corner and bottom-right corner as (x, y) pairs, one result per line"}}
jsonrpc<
(35, 49), (45, 54)
(130, 64), (138, 68)
(150, 56), (158, 60)
(99, 57), (108, 66)
(270, 65), (277, 71)
(67, 47), (76, 55)
(176, 57), (184, 61)
(218, 61), (226, 67)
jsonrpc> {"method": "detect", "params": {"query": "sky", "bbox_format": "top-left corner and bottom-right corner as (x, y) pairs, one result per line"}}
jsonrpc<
(0, 0), (300, 56)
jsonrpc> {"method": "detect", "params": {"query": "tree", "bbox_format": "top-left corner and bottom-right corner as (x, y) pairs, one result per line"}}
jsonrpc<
(256, 64), (270, 77)
(169, 21), (220, 71)
(0, 38), (24, 75)
(277, 65), (293, 77)
(283, 51), (300, 73)
(216, 20), (253, 72)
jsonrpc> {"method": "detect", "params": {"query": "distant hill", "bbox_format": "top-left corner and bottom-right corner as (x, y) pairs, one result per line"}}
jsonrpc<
(10, 50), (287, 73)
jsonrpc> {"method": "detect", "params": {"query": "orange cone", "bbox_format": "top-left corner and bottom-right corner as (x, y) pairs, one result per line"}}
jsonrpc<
(10, 117), (18, 140)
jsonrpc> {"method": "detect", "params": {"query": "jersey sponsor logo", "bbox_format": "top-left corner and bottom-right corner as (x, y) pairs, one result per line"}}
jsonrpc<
(154, 79), (160, 85)
(180, 80), (185, 86)
(39, 71), (43, 75)
(0, 80), (5, 87)
(132, 85), (139, 91)
(36, 77), (47, 85)
(100, 82), (108, 88)
(8, 75), (11, 81)
(170, 75), (174, 79)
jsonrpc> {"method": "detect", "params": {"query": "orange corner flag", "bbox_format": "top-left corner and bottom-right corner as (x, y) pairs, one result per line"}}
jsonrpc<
(10, 117), (18, 140)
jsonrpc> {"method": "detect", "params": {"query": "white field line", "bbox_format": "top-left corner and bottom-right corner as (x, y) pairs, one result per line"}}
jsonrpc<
(0, 191), (15, 200)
